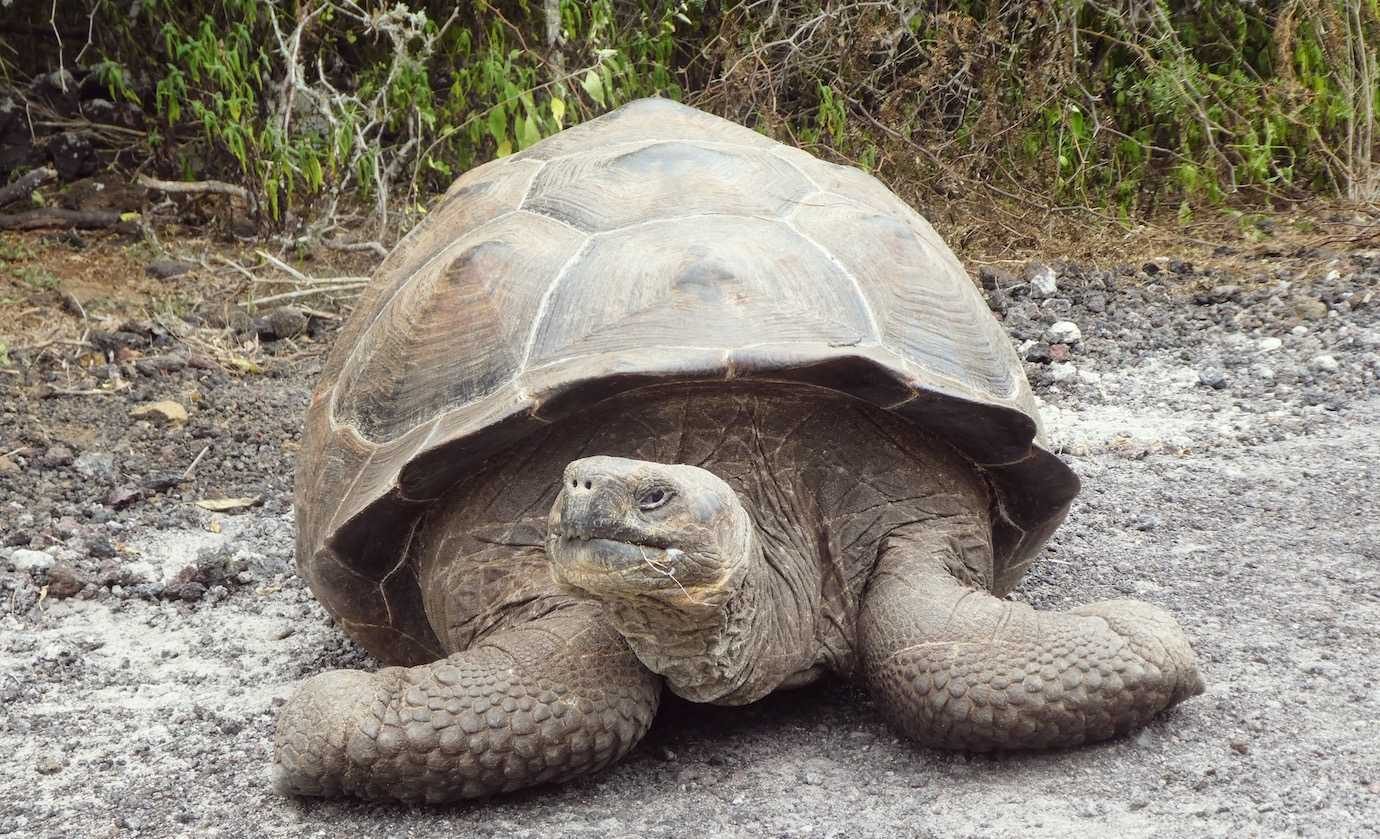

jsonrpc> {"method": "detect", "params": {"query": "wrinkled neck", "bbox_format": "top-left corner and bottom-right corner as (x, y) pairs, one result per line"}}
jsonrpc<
(605, 532), (812, 705)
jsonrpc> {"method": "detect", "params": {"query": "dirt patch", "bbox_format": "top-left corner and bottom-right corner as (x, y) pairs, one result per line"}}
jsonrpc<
(1, 227), (1378, 837)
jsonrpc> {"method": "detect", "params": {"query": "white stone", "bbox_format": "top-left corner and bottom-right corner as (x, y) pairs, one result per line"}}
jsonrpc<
(10, 549), (55, 573)
(122, 561), (159, 585)
(1250, 364), (1275, 382)
(1310, 354), (1340, 372)
(1028, 265), (1059, 299)
(1292, 325), (1309, 336)
(1050, 362), (1077, 383)
(1257, 337), (1283, 352)
(1045, 321), (1083, 344)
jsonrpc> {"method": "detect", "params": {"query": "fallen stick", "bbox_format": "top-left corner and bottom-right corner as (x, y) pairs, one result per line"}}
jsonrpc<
(323, 237), (389, 259)
(250, 284), (366, 305)
(136, 174), (255, 209)
(0, 167), (57, 208)
(0, 208), (137, 232)
(256, 249), (369, 284)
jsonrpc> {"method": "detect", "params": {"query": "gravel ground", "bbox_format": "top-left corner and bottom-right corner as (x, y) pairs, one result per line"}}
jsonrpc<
(1, 245), (1378, 838)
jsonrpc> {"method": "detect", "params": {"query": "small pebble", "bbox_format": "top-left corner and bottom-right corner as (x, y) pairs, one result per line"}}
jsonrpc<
(1310, 354), (1339, 372)
(41, 445), (75, 468)
(1293, 297), (1328, 320)
(145, 258), (195, 279)
(1198, 366), (1227, 389)
(1049, 362), (1077, 383)
(1133, 514), (1161, 532)
(46, 564), (86, 598)
(1257, 337), (1282, 352)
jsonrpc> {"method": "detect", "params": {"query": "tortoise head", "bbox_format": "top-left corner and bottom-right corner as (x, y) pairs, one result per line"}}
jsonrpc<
(547, 455), (758, 701)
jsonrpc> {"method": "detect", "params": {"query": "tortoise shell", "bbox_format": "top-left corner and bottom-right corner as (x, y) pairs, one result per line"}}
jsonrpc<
(295, 97), (1079, 665)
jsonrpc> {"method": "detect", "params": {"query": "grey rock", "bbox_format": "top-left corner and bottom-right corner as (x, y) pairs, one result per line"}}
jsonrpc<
(46, 132), (97, 181)
(977, 266), (1014, 290)
(1293, 298), (1328, 320)
(41, 445), (75, 468)
(46, 564), (85, 598)
(1257, 337), (1283, 353)
(73, 451), (117, 481)
(106, 486), (142, 509)
(146, 259), (196, 280)
(134, 354), (187, 376)
(121, 561), (158, 586)
(1022, 341), (1051, 363)
(9, 549), (55, 574)
(1310, 354), (1340, 372)
(35, 754), (63, 775)
(1133, 514), (1161, 532)
(1049, 362), (1077, 383)
(1197, 285), (1242, 304)
(1198, 366), (1227, 389)
(255, 307), (308, 342)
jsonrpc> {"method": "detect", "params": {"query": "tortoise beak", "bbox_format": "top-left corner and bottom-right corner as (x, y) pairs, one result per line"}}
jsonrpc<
(555, 456), (647, 541)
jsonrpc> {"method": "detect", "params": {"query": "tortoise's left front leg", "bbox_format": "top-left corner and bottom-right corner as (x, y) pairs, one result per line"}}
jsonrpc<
(858, 523), (1203, 751)
(272, 604), (660, 802)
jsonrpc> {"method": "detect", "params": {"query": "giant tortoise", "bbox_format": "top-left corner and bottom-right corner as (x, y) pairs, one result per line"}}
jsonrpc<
(272, 97), (1202, 802)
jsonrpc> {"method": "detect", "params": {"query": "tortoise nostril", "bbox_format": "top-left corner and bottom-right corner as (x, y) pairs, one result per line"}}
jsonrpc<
(584, 480), (592, 490)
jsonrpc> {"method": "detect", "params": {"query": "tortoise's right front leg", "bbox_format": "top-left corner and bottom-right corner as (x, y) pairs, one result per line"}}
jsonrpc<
(859, 524), (1203, 751)
(271, 605), (661, 802)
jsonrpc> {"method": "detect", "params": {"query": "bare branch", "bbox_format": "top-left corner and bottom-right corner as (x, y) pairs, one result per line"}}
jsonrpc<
(136, 175), (256, 210)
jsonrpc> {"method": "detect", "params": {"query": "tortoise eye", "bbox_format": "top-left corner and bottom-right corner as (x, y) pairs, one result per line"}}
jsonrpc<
(638, 487), (673, 511)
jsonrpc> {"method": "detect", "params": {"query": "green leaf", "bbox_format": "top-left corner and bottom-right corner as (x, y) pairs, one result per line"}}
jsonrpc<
(487, 106), (506, 145)
(550, 96), (566, 128)
(495, 138), (513, 157)
(517, 113), (541, 149)
(582, 70), (606, 107)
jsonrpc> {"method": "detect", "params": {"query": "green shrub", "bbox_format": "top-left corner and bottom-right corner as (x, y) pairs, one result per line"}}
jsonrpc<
(7, 0), (1378, 229)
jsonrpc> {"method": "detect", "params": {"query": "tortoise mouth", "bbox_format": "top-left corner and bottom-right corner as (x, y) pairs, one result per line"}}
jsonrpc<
(555, 535), (676, 573)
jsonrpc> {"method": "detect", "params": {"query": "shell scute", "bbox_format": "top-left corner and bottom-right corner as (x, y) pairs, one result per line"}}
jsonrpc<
(523, 140), (810, 232)
(299, 98), (1077, 662)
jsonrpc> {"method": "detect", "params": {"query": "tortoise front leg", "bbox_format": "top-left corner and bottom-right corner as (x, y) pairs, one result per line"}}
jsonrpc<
(272, 604), (661, 802)
(858, 525), (1203, 750)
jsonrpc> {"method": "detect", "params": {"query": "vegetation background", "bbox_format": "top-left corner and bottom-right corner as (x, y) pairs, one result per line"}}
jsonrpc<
(2, 0), (1379, 249)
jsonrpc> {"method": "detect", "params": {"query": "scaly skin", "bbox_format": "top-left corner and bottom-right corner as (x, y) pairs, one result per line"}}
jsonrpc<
(275, 386), (1202, 802)
(271, 606), (659, 802)
(859, 522), (1204, 750)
